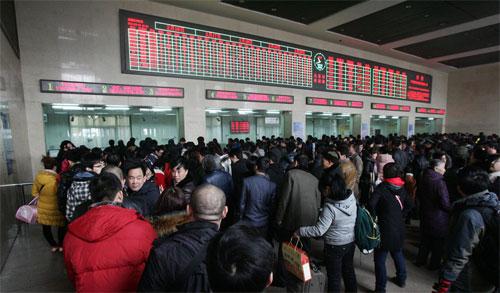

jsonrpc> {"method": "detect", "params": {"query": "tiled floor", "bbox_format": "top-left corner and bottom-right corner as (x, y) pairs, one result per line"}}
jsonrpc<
(0, 221), (437, 292)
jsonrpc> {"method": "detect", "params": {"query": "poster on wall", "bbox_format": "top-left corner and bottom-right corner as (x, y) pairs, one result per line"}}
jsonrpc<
(361, 122), (369, 138)
(293, 122), (304, 139)
(0, 111), (14, 175)
(408, 123), (414, 136)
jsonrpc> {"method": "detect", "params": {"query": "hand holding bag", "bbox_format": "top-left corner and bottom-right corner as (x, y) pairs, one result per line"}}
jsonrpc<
(281, 236), (312, 282)
(16, 196), (38, 224)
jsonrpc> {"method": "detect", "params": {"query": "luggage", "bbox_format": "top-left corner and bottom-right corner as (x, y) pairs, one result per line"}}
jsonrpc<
(16, 196), (38, 224)
(286, 262), (327, 293)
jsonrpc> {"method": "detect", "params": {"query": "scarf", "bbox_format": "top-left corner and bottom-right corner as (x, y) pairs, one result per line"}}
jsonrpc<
(385, 177), (405, 187)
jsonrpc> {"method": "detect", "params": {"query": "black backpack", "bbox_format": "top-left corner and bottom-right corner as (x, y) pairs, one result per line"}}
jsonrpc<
(470, 204), (500, 287)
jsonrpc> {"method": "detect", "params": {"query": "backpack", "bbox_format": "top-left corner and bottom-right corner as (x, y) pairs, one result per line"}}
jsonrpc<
(354, 204), (380, 254)
(470, 204), (499, 287)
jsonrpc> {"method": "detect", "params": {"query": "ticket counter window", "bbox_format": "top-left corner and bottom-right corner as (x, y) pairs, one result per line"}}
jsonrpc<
(43, 104), (183, 154)
(416, 117), (442, 134)
(370, 115), (403, 136)
(306, 113), (353, 137)
(206, 109), (286, 143)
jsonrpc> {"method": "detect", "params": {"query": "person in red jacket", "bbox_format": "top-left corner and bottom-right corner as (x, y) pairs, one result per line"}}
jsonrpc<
(63, 173), (157, 292)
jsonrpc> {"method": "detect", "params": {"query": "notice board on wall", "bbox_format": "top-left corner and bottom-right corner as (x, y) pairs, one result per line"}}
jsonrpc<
(120, 10), (432, 103)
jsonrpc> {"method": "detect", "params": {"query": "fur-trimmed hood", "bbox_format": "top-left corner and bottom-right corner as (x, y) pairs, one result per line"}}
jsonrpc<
(148, 211), (191, 238)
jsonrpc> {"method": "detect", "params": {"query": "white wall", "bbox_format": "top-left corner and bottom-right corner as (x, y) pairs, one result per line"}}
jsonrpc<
(15, 0), (449, 177)
(446, 63), (500, 135)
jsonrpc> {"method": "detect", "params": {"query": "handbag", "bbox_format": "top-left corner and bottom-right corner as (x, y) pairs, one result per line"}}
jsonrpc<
(16, 196), (38, 224)
(282, 236), (312, 282)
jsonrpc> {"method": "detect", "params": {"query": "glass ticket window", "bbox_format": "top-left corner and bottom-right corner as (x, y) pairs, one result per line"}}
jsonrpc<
(415, 117), (443, 134)
(370, 115), (407, 136)
(306, 113), (353, 137)
(43, 104), (183, 154)
(206, 109), (286, 143)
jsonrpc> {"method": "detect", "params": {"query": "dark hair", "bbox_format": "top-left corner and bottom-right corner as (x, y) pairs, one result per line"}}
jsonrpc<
(89, 173), (122, 202)
(65, 149), (81, 162)
(319, 174), (349, 200)
(229, 148), (242, 159)
(105, 153), (122, 166)
(203, 154), (223, 173)
(383, 162), (403, 179)
(457, 166), (490, 195)
(207, 224), (274, 292)
(256, 157), (270, 173)
(294, 154), (309, 170)
(337, 144), (349, 156)
(81, 153), (101, 169)
(124, 160), (147, 176)
(154, 187), (186, 215)
(41, 156), (57, 169)
(172, 157), (190, 171)
(429, 159), (445, 169)
(322, 150), (339, 163)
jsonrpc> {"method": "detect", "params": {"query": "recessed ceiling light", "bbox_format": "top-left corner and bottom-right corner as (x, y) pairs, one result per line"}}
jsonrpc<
(405, 4), (412, 9)
(271, 8), (277, 12)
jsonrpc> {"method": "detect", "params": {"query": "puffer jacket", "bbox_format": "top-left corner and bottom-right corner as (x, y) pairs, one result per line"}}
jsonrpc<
(63, 204), (156, 292)
(239, 174), (276, 228)
(66, 171), (96, 221)
(202, 169), (234, 201)
(299, 192), (357, 246)
(441, 191), (499, 282)
(32, 169), (65, 226)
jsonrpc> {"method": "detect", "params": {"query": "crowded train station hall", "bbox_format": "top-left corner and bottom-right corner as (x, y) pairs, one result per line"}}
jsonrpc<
(0, 0), (499, 292)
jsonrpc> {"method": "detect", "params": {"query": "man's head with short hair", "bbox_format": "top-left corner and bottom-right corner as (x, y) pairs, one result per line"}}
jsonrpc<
(202, 154), (223, 173)
(294, 154), (309, 171)
(41, 156), (57, 170)
(188, 184), (227, 223)
(124, 160), (148, 192)
(457, 166), (490, 196)
(256, 157), (270, 173)
(102, 165), (125, 188)
(207, 224), (274, 292)
(89, 173), (124, 203)
(383, 162), (403, 179)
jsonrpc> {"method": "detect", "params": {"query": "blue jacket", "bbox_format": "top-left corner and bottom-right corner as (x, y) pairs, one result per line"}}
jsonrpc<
(202, 170), (234, 201)
(239, 174), (276, 228)
(441, 190), (499, 282)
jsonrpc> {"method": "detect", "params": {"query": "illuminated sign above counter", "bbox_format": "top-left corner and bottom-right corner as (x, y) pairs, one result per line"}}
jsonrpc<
(371, 103), (411, 112)
(120, 10), (432, 103)
(40, 80), (184, 98)
(416, 107), (446, 115)
(206, 90), (294, 104)
(306, 97), (363, 108)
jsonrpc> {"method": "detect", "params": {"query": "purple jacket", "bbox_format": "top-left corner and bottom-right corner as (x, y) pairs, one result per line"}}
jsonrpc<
(417, 169), (451, 237)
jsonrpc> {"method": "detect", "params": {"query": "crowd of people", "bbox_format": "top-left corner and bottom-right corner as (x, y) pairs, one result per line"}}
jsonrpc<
(30, 132), (500, 292)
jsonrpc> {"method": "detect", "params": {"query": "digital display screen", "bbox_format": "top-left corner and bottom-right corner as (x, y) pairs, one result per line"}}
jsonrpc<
(231, 121), (250, 133)
(416, 107), (446, 115)
(371, 103), (411, 112)
(206, 90), (293, 104)
(306, 97), (363, 108)
(120, 10), (432, 103)
(40, 80), (184, 98)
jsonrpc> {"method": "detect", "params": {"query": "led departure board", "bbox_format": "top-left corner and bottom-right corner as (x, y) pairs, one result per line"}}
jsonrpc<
(306, 97), (363, 108)
(416, 107), (446, 115)
(206, 90), (294, 104)
(120, 10), (432, 103)
(231, 121), (250, 133)
(371, 103), (411, 112)
(40, 80), (184, 98)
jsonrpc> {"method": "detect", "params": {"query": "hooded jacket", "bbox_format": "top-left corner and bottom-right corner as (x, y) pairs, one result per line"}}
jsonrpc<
(441, 191), (499, 282)
(299, 193), (357, 246)
(63, 204), (156, 292)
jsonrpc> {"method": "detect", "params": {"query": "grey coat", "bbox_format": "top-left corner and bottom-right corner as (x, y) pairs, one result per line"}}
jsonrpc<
(299, 193), (357, 246)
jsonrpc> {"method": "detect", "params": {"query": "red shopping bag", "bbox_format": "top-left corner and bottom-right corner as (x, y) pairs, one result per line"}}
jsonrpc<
(281, 237), (312, 282)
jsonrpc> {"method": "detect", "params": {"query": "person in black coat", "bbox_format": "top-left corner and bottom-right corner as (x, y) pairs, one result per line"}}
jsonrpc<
(369, 163), (413, 292)
(201, 155), (234, 201)
(123, 161), (161, 217)
(138, 184), (228, 292)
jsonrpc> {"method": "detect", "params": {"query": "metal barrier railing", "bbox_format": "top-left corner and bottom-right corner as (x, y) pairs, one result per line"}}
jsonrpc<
(0, 182), (34, 273)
